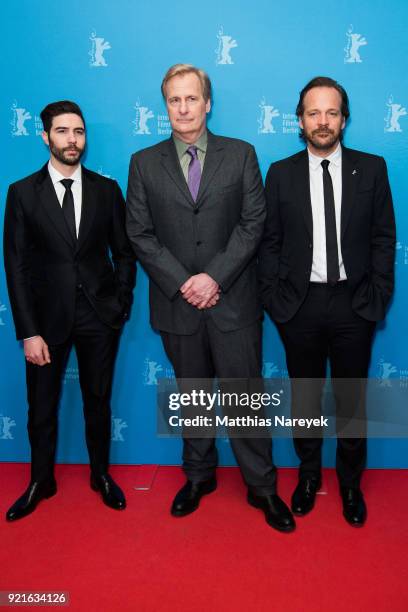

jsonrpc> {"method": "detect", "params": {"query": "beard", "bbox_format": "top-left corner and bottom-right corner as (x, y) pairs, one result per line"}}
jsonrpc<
(304, 127), (341, 152)
(49, 137), (85, 166)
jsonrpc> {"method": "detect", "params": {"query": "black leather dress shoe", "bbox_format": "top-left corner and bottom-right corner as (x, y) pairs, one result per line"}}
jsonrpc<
(171, 478), (217, 517)
(341, 487), (366, 526)
(247, 492), (296, 532)
(291, 477), (321, 516)
(6, 480), (57, 522)
(90, 474), (126, 510)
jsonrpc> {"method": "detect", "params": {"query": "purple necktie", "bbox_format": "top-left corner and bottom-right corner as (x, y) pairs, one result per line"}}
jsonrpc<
(187, 145), (201, 201)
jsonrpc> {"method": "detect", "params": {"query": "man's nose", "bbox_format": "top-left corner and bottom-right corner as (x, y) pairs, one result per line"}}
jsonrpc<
(67, 131), (77, 143)
(179, 100), (188, 114)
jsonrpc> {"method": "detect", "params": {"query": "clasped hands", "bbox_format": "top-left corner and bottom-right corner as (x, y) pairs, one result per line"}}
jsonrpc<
(23, 274), (220, 368)
(180, 273), (220, 310)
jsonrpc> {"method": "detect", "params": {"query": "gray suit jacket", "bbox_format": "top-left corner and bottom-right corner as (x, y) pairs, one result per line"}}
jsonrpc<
(126, 131), (265, 334)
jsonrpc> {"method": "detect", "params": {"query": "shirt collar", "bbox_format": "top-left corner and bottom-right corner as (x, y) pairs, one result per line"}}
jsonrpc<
(307, 142), (342, 171)
(173, 130), (208, 160)
(48, 160), (82, 185)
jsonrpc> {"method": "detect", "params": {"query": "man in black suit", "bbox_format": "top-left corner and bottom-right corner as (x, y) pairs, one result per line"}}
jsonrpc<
(126, 64), (294, 532)
(258, 77), (396, 526)
(3, 101), (136, 521)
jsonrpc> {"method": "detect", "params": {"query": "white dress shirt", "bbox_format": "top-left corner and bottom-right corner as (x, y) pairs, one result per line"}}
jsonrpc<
(308, 143), (346, 282)
(48, 161), (82, 237)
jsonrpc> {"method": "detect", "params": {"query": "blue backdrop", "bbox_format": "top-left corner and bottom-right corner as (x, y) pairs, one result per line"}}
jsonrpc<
(1, 0), (407, 468)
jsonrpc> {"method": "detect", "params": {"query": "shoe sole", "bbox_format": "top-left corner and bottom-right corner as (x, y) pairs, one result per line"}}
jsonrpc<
(171, 481), (217, 517)
(247, 495), (296, 533)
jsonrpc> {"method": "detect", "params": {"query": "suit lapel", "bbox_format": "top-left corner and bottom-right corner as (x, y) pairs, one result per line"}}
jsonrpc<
(159, 132), (225, 207)
(195, 132), (225, 204)
(341, 147), (359, 239)
(160, 138), (194, 206)
(35, 164), (75, 248)
(293, 150), (313, 241)
(77, 167), (97, 252)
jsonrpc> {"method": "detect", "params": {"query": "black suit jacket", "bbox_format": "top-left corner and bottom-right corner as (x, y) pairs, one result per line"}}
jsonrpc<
(3, 164), (136, 344)
(126, 131), (265, 334)
(257, 146), (396, 323)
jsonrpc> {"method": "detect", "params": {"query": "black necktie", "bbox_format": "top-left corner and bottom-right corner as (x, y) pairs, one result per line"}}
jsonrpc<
(60, 179), (77, 242)
(321, 160), (340, 286)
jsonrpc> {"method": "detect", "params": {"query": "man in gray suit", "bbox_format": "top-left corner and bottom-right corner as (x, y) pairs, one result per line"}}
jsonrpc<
(126, 64), (294, 531)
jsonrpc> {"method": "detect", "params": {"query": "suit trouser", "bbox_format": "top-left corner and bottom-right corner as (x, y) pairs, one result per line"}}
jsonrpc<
(277, 281), (376, 489)
(26, 289), (121, 482)
(160, 317), (277, 496)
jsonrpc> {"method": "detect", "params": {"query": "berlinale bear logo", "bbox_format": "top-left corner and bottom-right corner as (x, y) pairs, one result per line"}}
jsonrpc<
(89, 31), (111, 67)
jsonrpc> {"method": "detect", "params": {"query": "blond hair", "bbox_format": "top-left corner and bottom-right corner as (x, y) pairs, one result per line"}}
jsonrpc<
(161, 63), (212, 102)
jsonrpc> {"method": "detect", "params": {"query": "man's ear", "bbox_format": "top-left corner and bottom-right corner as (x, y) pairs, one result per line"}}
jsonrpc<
(41, 130), (49, 146)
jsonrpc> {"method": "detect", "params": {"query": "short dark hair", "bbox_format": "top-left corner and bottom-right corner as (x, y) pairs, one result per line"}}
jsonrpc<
(296, 76), (350, 120)
(40, 100), (86, 134)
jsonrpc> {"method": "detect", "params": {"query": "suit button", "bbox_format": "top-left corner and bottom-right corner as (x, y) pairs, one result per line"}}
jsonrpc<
(308, 243), (312, 249)
(77, 283), (83, 289)
(194, 208), (199, 215)
(196, 241), (202, 246)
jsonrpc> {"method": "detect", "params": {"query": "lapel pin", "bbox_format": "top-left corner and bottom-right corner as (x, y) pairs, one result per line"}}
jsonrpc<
(352, 169), (357, 175)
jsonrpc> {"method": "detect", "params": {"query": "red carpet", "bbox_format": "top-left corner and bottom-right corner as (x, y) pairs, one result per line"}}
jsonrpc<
(0, 464), (407, 611)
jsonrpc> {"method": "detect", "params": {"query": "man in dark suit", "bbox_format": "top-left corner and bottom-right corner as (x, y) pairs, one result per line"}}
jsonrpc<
(258, 77), (396, 526)
(3, 100), (136, 521)
(126, 64), (294, 532)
